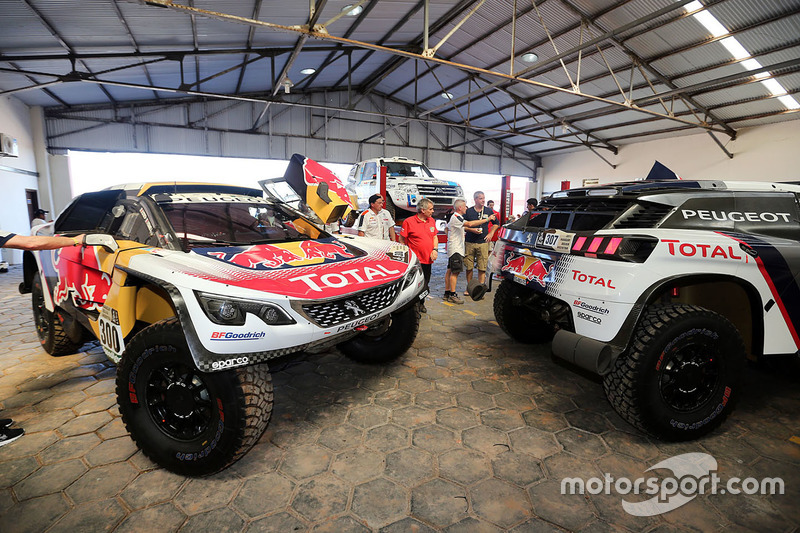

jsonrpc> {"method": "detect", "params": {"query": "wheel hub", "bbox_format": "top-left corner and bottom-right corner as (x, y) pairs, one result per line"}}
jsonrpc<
(674, 361), (703, 393)
(659, 341), (720, 412)
(146, 363), (213, 440)
(164, 382), (195, 418)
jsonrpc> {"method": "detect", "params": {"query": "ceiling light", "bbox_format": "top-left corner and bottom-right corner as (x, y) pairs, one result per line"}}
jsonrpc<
(778, 95), (800, 110)
(441, 92), (453, 99)
(521, 52), (539, 63)
(300, 68), (316, 75)
(282, 77), (293, 94)
(342, 4), (363, 16)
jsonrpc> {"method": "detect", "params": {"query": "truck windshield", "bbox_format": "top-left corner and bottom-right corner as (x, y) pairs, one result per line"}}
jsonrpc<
(386, 162), (434, 178)
(159, 199), (325, 250)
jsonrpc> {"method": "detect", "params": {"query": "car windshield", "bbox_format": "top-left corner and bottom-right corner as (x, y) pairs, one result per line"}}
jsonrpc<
(158, 197), (326, 251)
(385, 162), (434, 178)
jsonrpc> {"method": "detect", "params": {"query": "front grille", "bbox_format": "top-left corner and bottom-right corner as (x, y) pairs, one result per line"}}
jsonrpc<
(301, 281), (401, 328)
(416, 184), (459, 198)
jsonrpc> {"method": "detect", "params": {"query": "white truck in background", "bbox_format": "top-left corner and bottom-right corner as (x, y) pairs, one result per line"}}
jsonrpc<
(346, 157), (464, 221)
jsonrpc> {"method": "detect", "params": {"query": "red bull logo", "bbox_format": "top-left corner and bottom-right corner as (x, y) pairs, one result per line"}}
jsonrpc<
(52, 247), (112, 311)
(300, 240), (355, 260)
(501, 253), (553, 287)
(226, 245), (303, 269)
(302, 158), (353, 206)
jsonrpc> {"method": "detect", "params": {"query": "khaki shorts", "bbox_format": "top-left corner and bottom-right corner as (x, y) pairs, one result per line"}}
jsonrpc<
(464, 242), (490, 271)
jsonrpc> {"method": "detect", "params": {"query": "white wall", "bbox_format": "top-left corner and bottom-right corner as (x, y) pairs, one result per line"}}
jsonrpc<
(540, 119), (800, 193)
(0, 95), (39, 264)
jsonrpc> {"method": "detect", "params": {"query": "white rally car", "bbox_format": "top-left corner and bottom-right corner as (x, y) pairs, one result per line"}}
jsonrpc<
(490, 179), (800, 440)
(21, 154), (425, 475)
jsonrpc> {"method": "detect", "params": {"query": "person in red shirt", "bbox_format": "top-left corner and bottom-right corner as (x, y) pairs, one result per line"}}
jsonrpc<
(486, 200), (501, 243)
(399, 198), (437, 313)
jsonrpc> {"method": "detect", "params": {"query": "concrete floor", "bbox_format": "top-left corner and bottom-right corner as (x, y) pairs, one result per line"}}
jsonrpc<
(0, 253), (799, 533)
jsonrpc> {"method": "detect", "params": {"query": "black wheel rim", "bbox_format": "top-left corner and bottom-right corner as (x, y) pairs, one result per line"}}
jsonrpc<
(658, 337), (721, 412)
(32, 279), (50, 340)
(145, 362), (214, 441)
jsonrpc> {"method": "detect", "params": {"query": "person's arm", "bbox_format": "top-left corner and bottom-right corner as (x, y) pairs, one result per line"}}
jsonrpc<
(463, 217), (491, 228)
(358, 231), (366, 237)
(5, 234), (85, 251)
(389, 226), (396, 242)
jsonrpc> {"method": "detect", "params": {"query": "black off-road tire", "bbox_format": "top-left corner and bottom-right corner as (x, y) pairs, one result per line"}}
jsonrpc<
(604, 304), (745, 441)
(115, 318), (273, 476)
(493, 280), (555, 344)
(337, 305), (420, 364)
(32, 272), (82, 356)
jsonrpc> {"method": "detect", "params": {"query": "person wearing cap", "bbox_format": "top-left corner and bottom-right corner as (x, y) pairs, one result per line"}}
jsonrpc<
(0, 228), (86, 447)
(31, 208), (49, 230)
(357, 194), (396, 241)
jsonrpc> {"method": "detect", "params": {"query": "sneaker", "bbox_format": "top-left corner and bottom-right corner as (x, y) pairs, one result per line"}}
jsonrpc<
(0, 419), (12, 429)
(0, 427), (24, 447)
(420, 303), (427, 314)
(447, 294), (464, 305)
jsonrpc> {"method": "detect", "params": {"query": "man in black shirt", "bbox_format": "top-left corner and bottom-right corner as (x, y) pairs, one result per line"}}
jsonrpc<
(462, 191), (497, 295)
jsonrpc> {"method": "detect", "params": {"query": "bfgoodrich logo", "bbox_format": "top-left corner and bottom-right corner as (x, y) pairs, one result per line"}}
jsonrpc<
(561, 452), (784, 517)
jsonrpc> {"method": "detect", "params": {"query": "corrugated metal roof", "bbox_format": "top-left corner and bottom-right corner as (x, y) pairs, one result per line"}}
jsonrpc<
(0, 0), (797, 161)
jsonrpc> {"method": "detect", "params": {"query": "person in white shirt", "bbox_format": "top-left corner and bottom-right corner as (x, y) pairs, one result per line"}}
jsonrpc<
(443, 199), (493, 304)
(30, 209), (49, 230)
(357, 194), (396, 241)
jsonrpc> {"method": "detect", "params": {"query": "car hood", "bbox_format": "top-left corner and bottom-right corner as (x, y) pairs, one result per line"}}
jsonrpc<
(124, 236), (411, 299)
(388, 177), (459, 187)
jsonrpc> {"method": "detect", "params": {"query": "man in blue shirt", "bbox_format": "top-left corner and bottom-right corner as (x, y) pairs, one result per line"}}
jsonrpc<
(462, 191), (497, 294)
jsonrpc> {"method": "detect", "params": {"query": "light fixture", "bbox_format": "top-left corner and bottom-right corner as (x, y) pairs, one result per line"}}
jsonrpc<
(282, 77), (293, 94)
(521, 52), (539, 63)
(342, 4), (363, 16)
(300, 68), (316, 75)
(441, 92), (453, 99)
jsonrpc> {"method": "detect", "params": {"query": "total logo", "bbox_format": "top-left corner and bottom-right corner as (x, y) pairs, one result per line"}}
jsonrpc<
(571, 270), (616, 289)
(210, 331), (266, 341)
(290, 264), (401, 292)
(661, 239), (750, 262)
(211, 357), (250, 370)
(573, 299), (610, 315)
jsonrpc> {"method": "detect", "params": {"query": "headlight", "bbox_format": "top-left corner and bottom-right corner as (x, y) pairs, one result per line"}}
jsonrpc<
(195, 292), (295, 326)
(456, 186), (464, 196)
(403, 260), (422, 290)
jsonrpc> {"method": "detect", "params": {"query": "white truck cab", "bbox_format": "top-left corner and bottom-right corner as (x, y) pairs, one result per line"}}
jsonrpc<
(347, 157), (464, 219)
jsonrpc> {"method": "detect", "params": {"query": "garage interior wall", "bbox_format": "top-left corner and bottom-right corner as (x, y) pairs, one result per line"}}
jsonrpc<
(539, 119), (800, 192)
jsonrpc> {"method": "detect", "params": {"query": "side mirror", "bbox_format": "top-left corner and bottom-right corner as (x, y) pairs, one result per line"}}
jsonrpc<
(84, 234), (119, 253)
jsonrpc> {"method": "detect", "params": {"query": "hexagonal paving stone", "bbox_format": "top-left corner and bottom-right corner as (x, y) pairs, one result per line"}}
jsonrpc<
(385, 447), (435, 487)
(317, 424), (363, 451)
(58, 411), (112, 437)
(115, 502), (186, 533)
(347, 405), (390, 429)
(564, 410), (612, 434)
(521, 409), (569, 432)
(180, 507), (245, 533)
(18, 409), (75, 433)
(38, 433), (101, 464)
(305, 403), (349, 428)
(352, 477), (408, 528)
(0, 430), (58, 460)
(291, 473), (350, 521)
(72, 393), (117, 416)
(121, 469), (186, 510)
(365, 424), (408, 453)
(65, 462), (138, 504)
(332, 447), (385, 483)
(556, 428), (607, 458)
(359, 375), (398, 392)
(379, 517), (436, 533)
(493, 392), (534, 412)
(480, 408), (525, 431)
(411, 478), (468, 528)
(96, 417), (128, 440)
(443, 517), (503, 532)
(0, 493), (70, 533)
(462, 426), (510, 456)
(397, 377), (433, 394)
(509, 427), (562, 458)
(374, 389), (412, 409)
(391, 406), (436, 428)
(415, 390), (454, 410)
(455, 391), (494, 411)
(0, 456), (39, 488)
(311, 515), (371, 533)
(438, 449), (492, 485)
(530, 479), (595, 530)
(471, 379), (508, 395)
(246, 512), (307, 532)
(435, 377), (472, 394)
(175, 473), (242, 515)
(279, 444), (333, 480)
(492, 451), (545, 487)
(533, 394), (576, 413)
(47, 498), (126, 533)
(471, 478), (532, 528)
(436, 407), (479, 430)
(14, 459), (88, 500)
(84, 435), (139, 466)
(412, 425), (459, 454)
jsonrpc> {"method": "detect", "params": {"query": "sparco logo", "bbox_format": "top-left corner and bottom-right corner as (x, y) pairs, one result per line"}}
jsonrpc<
(573, 299), (610, 315)
(577, 311), (602, 325)
(344, 300), (366, 316)
(212, 357), (249, 370)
